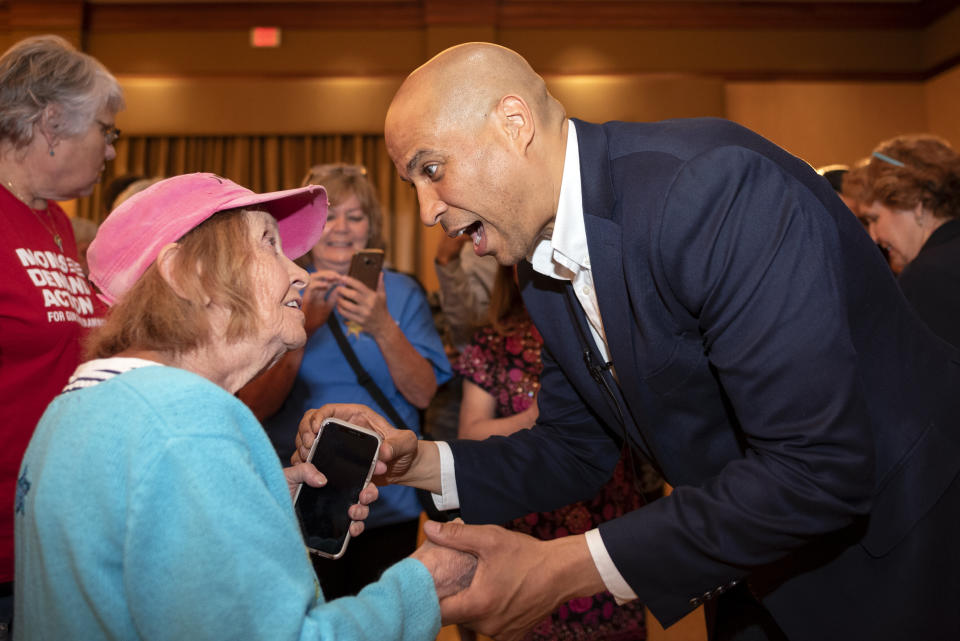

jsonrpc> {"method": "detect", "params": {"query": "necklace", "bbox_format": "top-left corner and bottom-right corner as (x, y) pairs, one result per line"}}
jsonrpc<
(4, 179), (63, 251)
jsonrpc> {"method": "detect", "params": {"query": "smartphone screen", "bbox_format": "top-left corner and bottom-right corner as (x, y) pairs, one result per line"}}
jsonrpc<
(294, 419), (382, 559)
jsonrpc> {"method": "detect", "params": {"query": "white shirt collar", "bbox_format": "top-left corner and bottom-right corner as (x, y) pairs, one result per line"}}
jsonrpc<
(529, 120), (589, 281)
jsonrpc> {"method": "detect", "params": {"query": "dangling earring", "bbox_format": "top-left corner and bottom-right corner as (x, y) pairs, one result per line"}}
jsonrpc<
(49, 147), (55, 157)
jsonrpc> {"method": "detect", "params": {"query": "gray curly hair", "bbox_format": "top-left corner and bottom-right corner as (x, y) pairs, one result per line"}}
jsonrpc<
(0, 35), (124, 149)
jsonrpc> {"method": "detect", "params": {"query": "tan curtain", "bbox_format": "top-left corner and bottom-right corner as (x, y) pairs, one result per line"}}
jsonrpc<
(75, 134), (426, 283)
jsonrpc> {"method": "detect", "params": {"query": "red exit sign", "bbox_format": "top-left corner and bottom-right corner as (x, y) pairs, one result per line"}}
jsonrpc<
(250, 27), (281, 48)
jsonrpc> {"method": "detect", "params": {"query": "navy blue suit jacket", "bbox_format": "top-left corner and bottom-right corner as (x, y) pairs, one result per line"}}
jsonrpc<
(447, 119), (960, 638)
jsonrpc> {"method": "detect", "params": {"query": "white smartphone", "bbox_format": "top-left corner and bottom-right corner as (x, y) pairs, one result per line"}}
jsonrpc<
(294, 418), (383, 559)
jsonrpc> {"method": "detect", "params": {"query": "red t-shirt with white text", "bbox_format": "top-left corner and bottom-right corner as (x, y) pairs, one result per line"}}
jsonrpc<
(0, 186), (104, 581)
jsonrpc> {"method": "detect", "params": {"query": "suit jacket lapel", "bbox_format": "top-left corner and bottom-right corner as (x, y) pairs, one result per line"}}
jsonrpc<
(575, 121), (643, 412)
(574, 119), (661, 466)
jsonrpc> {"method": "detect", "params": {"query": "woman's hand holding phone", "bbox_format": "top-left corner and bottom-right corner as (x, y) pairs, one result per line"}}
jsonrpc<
(336, 272), (390, 337)
(301, 270), (341, 336)
(283, 461), (327, 501)
(283, 461), (378, 539)
(294, 418), (384, 558)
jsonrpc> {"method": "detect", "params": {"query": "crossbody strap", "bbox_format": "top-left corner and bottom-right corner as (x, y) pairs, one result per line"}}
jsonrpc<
(327, 315), (407, 428)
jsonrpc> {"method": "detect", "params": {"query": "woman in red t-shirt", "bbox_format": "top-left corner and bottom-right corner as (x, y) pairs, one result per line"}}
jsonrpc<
(0, 35), (123, 634)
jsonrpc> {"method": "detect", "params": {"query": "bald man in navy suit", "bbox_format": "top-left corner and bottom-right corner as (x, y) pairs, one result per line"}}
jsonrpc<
(300, 43), (960, 641)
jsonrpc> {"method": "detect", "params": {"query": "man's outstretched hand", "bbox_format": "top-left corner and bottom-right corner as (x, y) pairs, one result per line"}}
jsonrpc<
(421, 520), (606, 640)
(294, 403), (442, 493)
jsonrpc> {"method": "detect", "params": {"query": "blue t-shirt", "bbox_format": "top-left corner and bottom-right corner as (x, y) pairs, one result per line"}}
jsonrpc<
(265, 270), (451, 528)
(15, 360), (440, 641)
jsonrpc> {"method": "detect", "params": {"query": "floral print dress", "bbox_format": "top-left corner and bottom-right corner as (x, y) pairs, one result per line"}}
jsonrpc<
(455, 311), (659, 641)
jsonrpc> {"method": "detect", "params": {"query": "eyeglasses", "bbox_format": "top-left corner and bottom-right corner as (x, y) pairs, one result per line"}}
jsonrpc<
(302, 163), (367, 185)
(96, 120), (121, 146)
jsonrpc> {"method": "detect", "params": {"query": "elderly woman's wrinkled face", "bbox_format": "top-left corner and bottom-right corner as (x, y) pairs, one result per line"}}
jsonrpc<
(309, 191), (370, 274)
(860, 201), (925, 274)
(244, 210), (310, 355)
(43, 104), (118, 200)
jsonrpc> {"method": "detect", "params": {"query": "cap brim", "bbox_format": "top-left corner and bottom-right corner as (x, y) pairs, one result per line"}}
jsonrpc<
(219, 184), (327, 260)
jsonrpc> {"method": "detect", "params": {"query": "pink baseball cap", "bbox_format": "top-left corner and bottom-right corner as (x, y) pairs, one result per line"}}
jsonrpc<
(88, 172), (327, 305)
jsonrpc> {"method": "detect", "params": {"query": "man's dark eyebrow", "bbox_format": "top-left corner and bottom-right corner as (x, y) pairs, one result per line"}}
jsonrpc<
(405, 150), (429, 177)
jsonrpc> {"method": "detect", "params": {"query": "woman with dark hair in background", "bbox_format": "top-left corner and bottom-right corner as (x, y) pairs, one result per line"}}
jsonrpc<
(0, 35), (122, 636)
(857, 135), (960, 347)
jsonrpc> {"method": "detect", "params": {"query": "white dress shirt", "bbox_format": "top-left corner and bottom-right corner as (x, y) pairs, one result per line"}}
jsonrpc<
(433, 120), (638, 603)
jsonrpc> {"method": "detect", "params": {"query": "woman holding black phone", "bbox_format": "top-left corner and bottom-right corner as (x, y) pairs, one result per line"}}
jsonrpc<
(239, 163), (452, 599)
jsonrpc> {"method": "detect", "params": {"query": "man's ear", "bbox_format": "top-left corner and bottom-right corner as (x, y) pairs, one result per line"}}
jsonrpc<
(496, 95), (535, 154)
(156, 242), (211, 305)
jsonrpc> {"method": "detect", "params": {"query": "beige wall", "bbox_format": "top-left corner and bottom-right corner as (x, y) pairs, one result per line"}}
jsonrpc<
(725, 62), (959, 169)
(725, 81), (929, 168)
(548, 74), (726, 122)
(116, 75), (403, 135)
(114, 72), (727, 135)
(502, 28), (925, 76)
(114, 68), (955, 164)
(925, 64), (960, 149)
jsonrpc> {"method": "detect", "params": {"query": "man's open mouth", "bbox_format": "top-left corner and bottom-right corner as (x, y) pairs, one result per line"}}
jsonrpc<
(454, 221), (484, 246)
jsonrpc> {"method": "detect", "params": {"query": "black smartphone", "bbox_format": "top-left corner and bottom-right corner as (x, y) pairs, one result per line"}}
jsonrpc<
(294, 418), (383, 559)
(347, 248), (385, 290)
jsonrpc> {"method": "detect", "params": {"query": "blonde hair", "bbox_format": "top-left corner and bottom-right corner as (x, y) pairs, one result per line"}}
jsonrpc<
(85, 209), (261, 359)
(301, 163), (385, 251)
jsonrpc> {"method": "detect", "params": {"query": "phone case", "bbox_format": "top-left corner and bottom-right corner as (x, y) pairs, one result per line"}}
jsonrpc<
(347, 249), (384, 290)
(295, 418), (383, 559)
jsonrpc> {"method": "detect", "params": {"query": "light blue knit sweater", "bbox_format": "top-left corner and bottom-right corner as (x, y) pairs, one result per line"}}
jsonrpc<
(14, 362), (440, 640)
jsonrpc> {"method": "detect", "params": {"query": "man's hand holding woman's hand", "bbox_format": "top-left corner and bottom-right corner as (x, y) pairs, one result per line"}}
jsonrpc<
(411, 519), (478, 601)
(420, 521), (606, 640)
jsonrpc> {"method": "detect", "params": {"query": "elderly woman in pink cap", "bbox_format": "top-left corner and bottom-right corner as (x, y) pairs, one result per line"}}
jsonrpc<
(13, 173), (474, 641)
